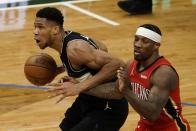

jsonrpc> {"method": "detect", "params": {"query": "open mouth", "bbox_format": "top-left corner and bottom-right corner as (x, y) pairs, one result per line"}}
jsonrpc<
(134, 49), (140, 53)
(36, 39), (40, 43)
(34, 38), (40, 44)
(134, 50), (141, 55)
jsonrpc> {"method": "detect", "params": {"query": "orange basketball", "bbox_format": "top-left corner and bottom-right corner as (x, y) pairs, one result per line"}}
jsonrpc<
(24, 53), (57, 86)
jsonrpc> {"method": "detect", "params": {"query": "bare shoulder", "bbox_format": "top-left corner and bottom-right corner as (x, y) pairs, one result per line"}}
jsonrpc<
(67, 38), (107, 53)
(151, 65), (179, 91)
(91, 38), (108, 52)
(67, 39), (91, 51)
(66, 39), (124, 68)
(66, 39), (94, 65)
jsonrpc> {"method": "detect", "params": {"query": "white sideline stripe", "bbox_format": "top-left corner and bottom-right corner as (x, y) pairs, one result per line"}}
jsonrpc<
(63, 3), (120, 26)
(0, 0), (119, 26)
(0, 0), (100, 11)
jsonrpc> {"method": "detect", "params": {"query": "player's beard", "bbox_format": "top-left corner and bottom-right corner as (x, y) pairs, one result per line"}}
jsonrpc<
(134, 54), (149, 61)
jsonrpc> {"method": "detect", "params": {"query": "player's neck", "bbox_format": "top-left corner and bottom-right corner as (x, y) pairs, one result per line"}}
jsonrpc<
(139, 53), (160, 70)
(50, 30), (65, 53)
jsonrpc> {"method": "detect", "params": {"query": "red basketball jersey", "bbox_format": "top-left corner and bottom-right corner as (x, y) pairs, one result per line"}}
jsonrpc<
(129, 56), (190, 131)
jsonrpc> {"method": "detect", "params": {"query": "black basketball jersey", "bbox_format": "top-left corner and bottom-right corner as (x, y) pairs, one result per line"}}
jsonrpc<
(60, 31), (99, 78)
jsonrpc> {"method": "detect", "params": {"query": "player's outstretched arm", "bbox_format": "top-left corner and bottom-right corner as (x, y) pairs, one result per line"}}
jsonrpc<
(48, 39), (125, 101)
(67, 40), (124, 93)
(84, 81), (123, 99)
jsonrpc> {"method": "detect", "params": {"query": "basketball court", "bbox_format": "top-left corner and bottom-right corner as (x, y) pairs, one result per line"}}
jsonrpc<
(0, 0), (196, 130)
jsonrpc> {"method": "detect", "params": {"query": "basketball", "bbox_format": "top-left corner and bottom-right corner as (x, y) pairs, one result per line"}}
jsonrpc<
(24, 53), (57, 86)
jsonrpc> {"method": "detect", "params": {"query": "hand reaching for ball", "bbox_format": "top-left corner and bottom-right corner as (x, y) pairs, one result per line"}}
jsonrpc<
(47, 76), (81, 103)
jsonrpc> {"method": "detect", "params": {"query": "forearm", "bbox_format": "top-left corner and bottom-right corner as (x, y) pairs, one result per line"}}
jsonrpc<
(123, 89), (160, 120)
(79, 60), (122, 92)
(83, 82), (123, 99)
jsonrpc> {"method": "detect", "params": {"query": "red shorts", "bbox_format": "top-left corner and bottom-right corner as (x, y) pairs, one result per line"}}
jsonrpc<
(135, 118), (190, 131)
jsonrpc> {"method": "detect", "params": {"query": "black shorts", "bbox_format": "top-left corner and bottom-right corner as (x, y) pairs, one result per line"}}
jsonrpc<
(60, 93), (128, 131)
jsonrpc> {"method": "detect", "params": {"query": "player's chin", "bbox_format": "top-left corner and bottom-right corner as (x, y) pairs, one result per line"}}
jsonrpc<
(37, 45), (44, 49)
(38, 43), (47, 49)
(40, 46), (47, 50)
(134, 53), (140, 59)
(34, 40), (45, 49)
(134, 55), (142, 61)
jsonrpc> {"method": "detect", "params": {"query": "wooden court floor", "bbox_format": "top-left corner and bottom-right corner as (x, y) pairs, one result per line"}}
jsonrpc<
(0, 0), (196, 130)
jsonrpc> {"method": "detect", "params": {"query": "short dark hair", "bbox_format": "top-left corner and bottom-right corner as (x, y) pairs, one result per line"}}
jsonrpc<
(36, 7), (64, 27)
(140, 24), (162, 35)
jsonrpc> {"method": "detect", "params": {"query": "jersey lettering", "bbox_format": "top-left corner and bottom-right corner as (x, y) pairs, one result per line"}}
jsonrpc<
(131, 82), (150, 100)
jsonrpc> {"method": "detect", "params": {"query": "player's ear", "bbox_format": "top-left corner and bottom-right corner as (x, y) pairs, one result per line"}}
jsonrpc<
(52, 26), (60, 35)
(154, 42), (160, 50)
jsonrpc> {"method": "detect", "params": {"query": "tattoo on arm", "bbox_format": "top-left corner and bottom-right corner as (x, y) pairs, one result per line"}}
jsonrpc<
(83, 82), (123, 99)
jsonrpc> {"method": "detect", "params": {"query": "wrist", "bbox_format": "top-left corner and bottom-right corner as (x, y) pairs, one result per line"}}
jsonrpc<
(77, 82), (87, 93)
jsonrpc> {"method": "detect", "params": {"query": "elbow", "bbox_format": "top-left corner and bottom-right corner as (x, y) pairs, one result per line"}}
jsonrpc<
(112, 58), (125, 68)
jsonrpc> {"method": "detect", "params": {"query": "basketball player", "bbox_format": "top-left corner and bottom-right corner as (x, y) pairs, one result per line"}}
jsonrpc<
(33, 7), (128, 131)
(117, 24), (190, 131)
